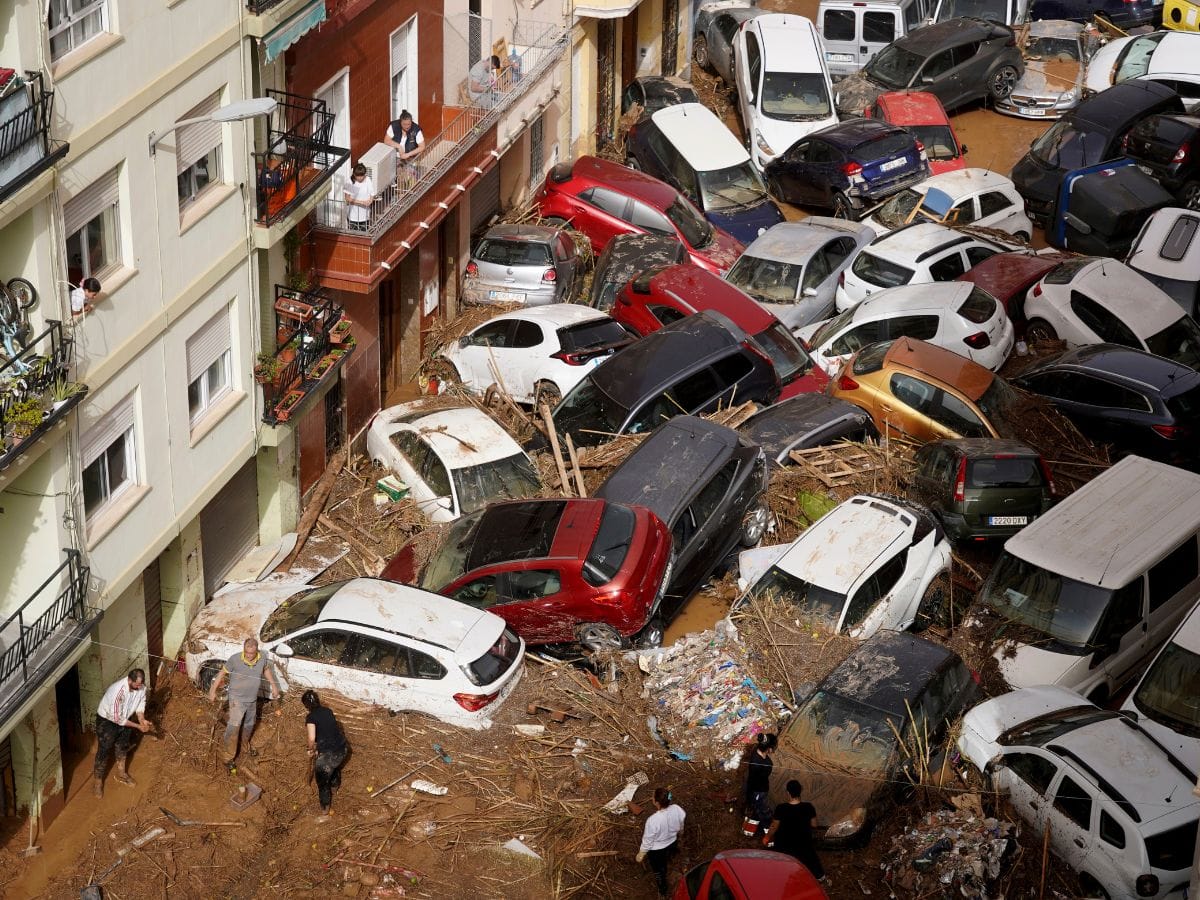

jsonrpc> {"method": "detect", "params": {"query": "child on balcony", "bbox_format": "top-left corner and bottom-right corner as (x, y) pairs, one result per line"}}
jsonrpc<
(344, 163), (376, 232)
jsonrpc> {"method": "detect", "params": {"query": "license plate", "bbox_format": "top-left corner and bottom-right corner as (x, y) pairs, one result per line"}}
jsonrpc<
(880, 157), (907, 172)
(1024, 108), (1046, 116)
(1137, 163), (1154, 176)
(488, 290), (525, 302)
(988, 516), (1028, 526)
(827, 53), (854, 62)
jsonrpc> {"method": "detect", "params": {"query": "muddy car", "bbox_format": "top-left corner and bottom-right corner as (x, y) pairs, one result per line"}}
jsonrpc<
(771, 631), (979, 846)
(995, 20), (1098, 121)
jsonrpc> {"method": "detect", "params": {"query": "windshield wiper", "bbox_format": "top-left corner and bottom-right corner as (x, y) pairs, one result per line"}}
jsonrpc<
(709, 187), (756, 209)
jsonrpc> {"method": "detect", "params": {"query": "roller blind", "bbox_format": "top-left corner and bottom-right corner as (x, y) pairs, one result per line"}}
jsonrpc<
(390, 22), (411, 75)
(186, 307), (232, 383)
(63, 169), (119, 237)
(176, 93), (222, 176)
(81, 395), (136, 467)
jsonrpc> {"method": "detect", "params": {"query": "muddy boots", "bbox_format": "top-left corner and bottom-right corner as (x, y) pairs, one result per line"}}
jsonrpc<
(114, 757), (135, 786)
(222, 734), (238, 766)
(93, 775), (104, 798)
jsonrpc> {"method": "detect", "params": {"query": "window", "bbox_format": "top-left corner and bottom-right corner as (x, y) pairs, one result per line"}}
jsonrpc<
(529, 115), (545, 187)
(186, 308), (233, 425)
(823, 9), (856, 41)
(693, 460), (736, 526)
(1099, 810), (1126, 849)
(966, 246), (996, 268)
(671, 367), (722, 410)
(921, 49), (956, 81)
(951, 201), (976, 225)
(390, 18), (417, 119)
(890, 373), (937, 412)
(1052, 775), (1092, 830)
(1148, 538), (1199, 612)
(863, 12), (896, 43)
(512, 320), (543, 348)
(288, 630), (352, 664)
(422, 447), (452, 498)
(453, 575), (500, 609)
(345, 635), (405, 674)
(904, 0), (922, 28)
(844, 549), (908, 627)
(64, 169), (120, 287)
(745, 34), (761, 86)
(932, 391), (988, 437)
(47, 0), (107, 61)
(832, 320), (885, 355)
(629, 201), (673, 235)
(979, 191), (1012, 218)
(175, 93), (224, 213)
(81, 396), (137, 521)
(684, 863), (710, 900)
(887, 314), (939, 342)
(502, 569), (562, 601)
(582, 187), (628, 218)
(1006, 752), (1057, 795)
(410, 649), (446, 679)
(802, 250), (832, 293)
(928, 252), (967, 281)
(1070, 292), (1139, 347)
(650, 304), (687, 326)
(469, 321), (515, 347)
(708, 872), (736, 900)
(712, 353), (754, 387)
(716, 14), (741, 42)
(1092, 579), (1144, 649)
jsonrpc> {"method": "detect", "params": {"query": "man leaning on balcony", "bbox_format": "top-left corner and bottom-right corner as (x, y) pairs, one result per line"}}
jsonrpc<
(93, 669), (152, 797)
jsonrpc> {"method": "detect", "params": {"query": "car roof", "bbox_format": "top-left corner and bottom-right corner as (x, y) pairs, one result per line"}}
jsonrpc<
(747, 13), (821, 64)
(641, 264), (775, 331)
(632, 74), (696, 104)
(1003, 455), (1200, 588)
(876, 90), (950, 125)
(1074, 80), (1181, 131)
(598, 233), (687, 275)
(814, 117), (901, 150)
(650, 103), (749, 170)
(716, 850), (827, 899)
(885, 337), (996, 400)
(926, 437), (1040, 458)
(867, 222), (989, 263)
(775, 494), (916, 593)
(482, 223), (560, 242)
(851, 282), (972, 319)
(957, 250), (1069, 300)
(1146, 33), (1200, 77)
(739, 394), (871, 458)
(740, 218), (874, 261)
(1127, 209), (1200, 279)
(1023, 343), (1200, 393)
(1072, 259), (1183, 338)
(562, 156), (681, 208)
(385, 406), (526, 467)
(898, 17), (1009, 53)
(911, 167), (1012, 199)
(594, 416), (741, 524)
(487, 304), (608, 328)
(824, 631), (957, 716)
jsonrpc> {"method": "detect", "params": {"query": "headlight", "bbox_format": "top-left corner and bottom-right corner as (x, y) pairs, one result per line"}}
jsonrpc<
(1057, 89), (1077, 105)
(825, 807), (866, 838)
(755, 132), (775, 157)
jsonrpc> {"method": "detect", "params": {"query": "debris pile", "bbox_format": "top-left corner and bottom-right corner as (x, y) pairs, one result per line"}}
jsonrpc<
(882, 802), (1017, 899)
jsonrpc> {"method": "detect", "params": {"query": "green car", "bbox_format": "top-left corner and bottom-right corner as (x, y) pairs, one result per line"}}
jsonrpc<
(911, 439), (1054, 542)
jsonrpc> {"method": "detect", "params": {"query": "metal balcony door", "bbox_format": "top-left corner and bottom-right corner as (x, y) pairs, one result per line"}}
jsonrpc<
(662, 0), (679, 74)
(596, 19), (616, 146)
(200, 460), (260, 599)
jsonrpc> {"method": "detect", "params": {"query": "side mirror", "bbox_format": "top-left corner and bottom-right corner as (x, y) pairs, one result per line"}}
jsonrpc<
(960, 143), (968, 155)
(921, 75), (935, 85)
(1064, 212), (1092, 235)
(802, 287), (818, 298)
(273, 642), (294, 659)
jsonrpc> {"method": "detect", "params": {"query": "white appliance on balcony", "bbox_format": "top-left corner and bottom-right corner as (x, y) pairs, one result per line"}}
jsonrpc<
(359, 142), (397, 192)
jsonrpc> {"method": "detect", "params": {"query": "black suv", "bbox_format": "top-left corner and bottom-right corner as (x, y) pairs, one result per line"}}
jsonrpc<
(834, 18), (1024, 117)
(551, 310), (782, 448)
(1012, 80), (1184, 225)
(1124, 113), (1200, 211)
(594, 416), (769, 629)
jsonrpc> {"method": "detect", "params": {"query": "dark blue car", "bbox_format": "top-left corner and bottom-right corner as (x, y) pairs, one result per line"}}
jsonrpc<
(626, 103), (785, 244)
(763, 119), (930, 218)
(1029, 0), (1160, 30)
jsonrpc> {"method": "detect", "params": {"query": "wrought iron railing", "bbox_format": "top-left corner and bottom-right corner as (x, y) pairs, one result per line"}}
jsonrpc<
(0, 550), (97, 724)
(314, 21), (568, 239)
(245, 0), (290, 13)
(0, 320), (87, 471)
(254, 90), (350, 227)
(259, 285), (353, 425)
(0, 71), (70, 202)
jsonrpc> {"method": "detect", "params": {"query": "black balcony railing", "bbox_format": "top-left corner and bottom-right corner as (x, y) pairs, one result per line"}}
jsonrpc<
(0, 320), (88, 472)
(0, 550), (99, 728)
(254, 90), (350, 228)
(245, 0), (291, 12)
(0, 72), (70, 203)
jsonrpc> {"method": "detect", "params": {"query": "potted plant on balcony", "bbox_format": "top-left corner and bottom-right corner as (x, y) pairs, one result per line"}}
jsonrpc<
(49, 379), (84, 411)
(309, 353), (337, 381)
(8, 397), (46, 445)
(273, 388), (307, 423)
(254, 352), (283, 386)
(329, 318), (353, 345)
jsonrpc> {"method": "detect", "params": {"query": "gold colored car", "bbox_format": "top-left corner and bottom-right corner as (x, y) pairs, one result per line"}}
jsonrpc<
(828, 338), (1020, 444)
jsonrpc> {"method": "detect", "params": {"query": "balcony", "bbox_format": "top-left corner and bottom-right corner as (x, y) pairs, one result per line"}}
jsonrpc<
(0, 550), (99, 729)
(256, 286), (354, 426)
(0, 320), (88, 478)
(243, 0), (327, 42)
(253, 90), (350, 249)
(0, 71), (69, 206)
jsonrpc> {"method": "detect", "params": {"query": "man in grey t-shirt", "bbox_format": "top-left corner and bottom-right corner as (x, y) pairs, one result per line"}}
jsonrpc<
(208, 638), (281, 763)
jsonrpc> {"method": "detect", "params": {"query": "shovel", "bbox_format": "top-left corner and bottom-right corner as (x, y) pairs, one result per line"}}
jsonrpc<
(159, 806), (246, 828)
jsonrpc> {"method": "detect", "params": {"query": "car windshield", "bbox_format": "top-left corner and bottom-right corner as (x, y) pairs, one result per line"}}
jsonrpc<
(725, 255), (803, 302)
(259, 581), (348, 642)
(809, 307), (858, 349)
(594, 280), (622, 312)
(747, 565), (847, 630)
(475, 238), (552, 267)
(936, 0), (1008, 22)
(465, 628), (521, 687)
(698, 162), (771, 213)
(980, 553), (1114, 648)
(997, 704), (1117, 747)
(760, 72), (831, 121)
(1030, 120), (1107, 169)
(583, 503), (636, 586)
(666, 197), (715, 249)
(753, 322), (814, 382)
(452, 453), (540, 515)
(975, 377), (1021, 437)
(785, 691), (899, 773)
(909, 125), (958, 160)
(1132, 641), (1200, 739)
(1145, 316), (1200, 371)
(421, 512), (482, 590)
(553, 378), (630, 447)
(865, 45), (925, 90)
(1026, 36), (1079, 60)
(852, 250), (915, 288)
(1115, 33), (1165, 82)
(875, 189), (924, 229)
(1145, 274), (1199, 311)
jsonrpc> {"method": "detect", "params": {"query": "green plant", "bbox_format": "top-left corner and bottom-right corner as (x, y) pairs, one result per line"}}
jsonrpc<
(8, 397), (45, 439)
(254, 352), (282, 383)
(50, 380), (83, 404)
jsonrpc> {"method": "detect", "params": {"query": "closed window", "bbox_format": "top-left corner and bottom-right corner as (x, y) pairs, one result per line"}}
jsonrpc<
(1093, 579), (1144, 648)
(175, 93), (224, 214)
(717, 15), (741, 42)
(1082, 377), (1151, 412)
(832, 320), (886, 355)
(583, 187), (628, 218)
(453, 575), (500, 609)
(289, 630), (351, 664)
(81, 396), (138, 521)
(802, 251), (832, 293)
(1052, 774), (1092, 830)
(470, 321), (515, 347)
(64, 169), (121, 287)
(692, 460), (736, 526)
(887, 314), (939, 341)
(345, 635), (405, 674)
(47, 0), (108, 61)
(502, 569), (562, 601)
(745, 33), (762, 85)
(844, 549), (908, 627)
(928, 252), (967, 281)
(932, 391), (988, 437)
(390, 18), (417, 119)
(890, 373), (937, 412)
(629, 201), (673, 235)
(966, 246), (997, 267)
(979, 191), (1013, 218)
(1099, 810), (1126, 849)
(1007, 752), (1057, 795)
(671, 367), (722, 409)
(1148, 538), (1199, 612)
(711, 354), (753, 387)
(410, 649), (446, 679)
(863, 11), (896, 43)
(186, 308), (233, 426)
(1070, 291), (1139, 347)
(422, 448), (452, 497)
(921, 49), (957, 81)
(708, 872), (736, 900)
(512, 320), (543, 348)
(823, 9), (856, 41)
(650, 304), (687, 326)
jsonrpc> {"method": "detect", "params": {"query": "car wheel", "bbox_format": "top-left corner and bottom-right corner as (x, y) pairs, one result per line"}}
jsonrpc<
(577, 622), (624, 652)
(1078, 873), (1110, 900)
(832, 194), (854, 220)
(988, 65), (1019, 101)
(740, 503), (770, 547)
(1182, 180), (1200, 210)
(694, 34), (711, 70)
(534, 381), (562, 410)
(625, 156), (642, 171)
(912, 573), (952, 632)
(1025, 318), (1058, 344)
(635, 618), (665, 649)
(198, 660), (223, 692)
(1015, 231), (1031, 243)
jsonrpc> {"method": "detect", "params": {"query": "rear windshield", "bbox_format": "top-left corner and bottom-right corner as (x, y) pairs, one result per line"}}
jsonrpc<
(968, 456), (1043, 488)
(785, 690), (898, 773)
(1030, 120), (1107, 169)
(852, 251), (914, 289)
(260, 581), (348, 641)
(465, 628), (521, 686)
(559, 319), (631, 352)
(1146, 820), (1198, 871)
(666, 197), (714, 249)
(852, 341), (892, 375)
(725, 254), (803, 303)
(761, 72), (831, 121)
(468, 502), (564, 569)
(1166, 385), (1200, 420)
(583, 502), (637, 586)
(753, 322), (813, 382)
(476, 238), (552, 266)
(452, 453), (541, 515)
(421, 513), (481, 591)
(976, 377), (1022, 436)
(957, 287), (998, 324)
(909, 125), (958, 161)
(1132, 641), (1200, 739)
(853, 131), (914, 163)
(1146, 316), (1200, 372)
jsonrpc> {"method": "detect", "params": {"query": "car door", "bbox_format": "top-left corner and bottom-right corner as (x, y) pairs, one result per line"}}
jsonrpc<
(457, 319), (518, 390)
(1046, 771), (1101, 880)
(1091, 578), (1149, 694)
(885, 372), (950, 441)
(1069, 291), (1141, 350)
(843, 547), (911, 635)
(339, 632), (431, 711)
(1145, 536), (1200, 679)
(736, 30), (764, 142)
(498, 318), (547, 402)
(994, 749), (1058, 834)
(578, 186), (634, 249)
(713, 15), (743, 85)
(273, 627), (355, 693)
(496, 567), (574, 644)
(927, 249), (968, 283)
(978, 189), (1022, 232)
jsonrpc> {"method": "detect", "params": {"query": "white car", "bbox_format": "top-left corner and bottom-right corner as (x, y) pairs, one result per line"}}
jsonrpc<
(1023, 256), (1200, 371)
(799, 282), (1014, 376)
(836, 222), (1013, 311)
(1086, 31), (1200, 111)
(866, 169), (1033, 240)
(736, 493), (951, 639)
(958, 685), (1200, 899)
(184, 579), (525, 730)
(733, 14), (837, 172)
(365, 401), (540, 523)
(438, 304), (634, 407)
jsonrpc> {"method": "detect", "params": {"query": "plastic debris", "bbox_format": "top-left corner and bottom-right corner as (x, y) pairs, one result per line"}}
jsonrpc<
(602, 771), (649, 814)
(410, 780), (447, 796)
(570, 738), (587, 757)
(881, 804), (1015, 899)
(500, 837), (542, 859)
(513, 724), (545, 737)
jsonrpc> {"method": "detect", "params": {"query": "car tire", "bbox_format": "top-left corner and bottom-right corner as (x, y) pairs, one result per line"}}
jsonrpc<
(694, 34), (711, 70)
(577, 622), (624, 652)
(1078, 873), (1110, 900)
(534, 381), (562, 410)
(832, 194), (854, 220)
(625, 156), (642, 171)
(988, 65), (1019, 101)
(1025, 318), (1058, 344)
(198, 660), (223, 692)
(1182, 180), (1200, 211)
(740, 503), (770, 547)
(635, 618), (665, 649)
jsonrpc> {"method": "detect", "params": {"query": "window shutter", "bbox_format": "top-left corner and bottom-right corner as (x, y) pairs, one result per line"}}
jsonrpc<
(390, 25), (409, 75)
(186, 308), (232, 383)
(63, 169), (119, 237)
(175, 93), (222, 176)
(81, 395), (136, 467)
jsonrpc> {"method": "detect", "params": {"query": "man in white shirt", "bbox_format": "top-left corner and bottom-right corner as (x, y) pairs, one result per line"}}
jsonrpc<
(92, 669), (151, 797)
(344, 163), (376, 231)
(637, 787), (686, 896)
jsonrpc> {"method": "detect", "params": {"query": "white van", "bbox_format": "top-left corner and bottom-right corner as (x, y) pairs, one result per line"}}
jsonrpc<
(816, 0), (930, 78)
(734, 14), (838, 172)
(978, 455), (1200, 704)
(927, 0), (1028, 25)
(1122, 599), (1200, 776)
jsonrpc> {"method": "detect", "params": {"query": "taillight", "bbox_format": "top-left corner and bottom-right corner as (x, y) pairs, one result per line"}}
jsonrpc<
(842, 161), (863, 177)
(1032, 282), (1042, 298)
(953, 457), (967, 503)
(542, 267), (557, 283)
(453, 691), (500, 712)
(465, 261), (479, 277)
(838, 271), (846, 287)
(551, 350), (590, 366)
(970, 669), (981, 685)
(1153, 423), (1185, 439)
(915, 140), (927, 161)
(837, 373), (859, 390)
(1174, 142), (1190, 164)
(1038, 457), (1056, 495)
(963, 331), (991, 349)
(1136, 874), (1159, 896)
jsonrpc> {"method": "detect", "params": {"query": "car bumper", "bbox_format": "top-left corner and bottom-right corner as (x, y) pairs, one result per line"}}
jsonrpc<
(463, 283), (560, 306)
(939, 511), (1036, 542)
(848, 167), (929, 207)
(993, 97), (1073, 120)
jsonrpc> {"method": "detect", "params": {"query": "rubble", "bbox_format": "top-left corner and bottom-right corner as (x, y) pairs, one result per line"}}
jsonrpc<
(882, 803), (1017, 899)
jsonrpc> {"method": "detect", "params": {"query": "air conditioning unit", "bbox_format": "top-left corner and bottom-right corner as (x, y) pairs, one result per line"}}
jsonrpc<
(359, 142), (396, 190)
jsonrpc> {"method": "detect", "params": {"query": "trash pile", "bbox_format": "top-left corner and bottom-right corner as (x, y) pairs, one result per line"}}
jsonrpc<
(635, 619), (790, 765)
(881, 801), (1017, 899)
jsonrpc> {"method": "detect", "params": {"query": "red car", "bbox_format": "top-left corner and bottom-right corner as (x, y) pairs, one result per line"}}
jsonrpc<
(956, 249), (1075, 331)
(865, 92), (966, 176)
(673, 850), (828, 900)
(612, 264), (830, 399)
(536, 156), (744, 275)
(382, 498), (672, 651)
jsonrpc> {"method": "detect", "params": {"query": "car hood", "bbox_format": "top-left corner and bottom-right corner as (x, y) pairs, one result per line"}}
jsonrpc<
(835, 73), (886, 116)
(774, 736), (889, 832)
(755, 114), (838, 163)
(188, 582), (307, 645)
(1012, 58), (1081, 100)
(1010, 152), (1059, 205)
(958, 684), (1089, 769)
(994, 640), (1091, 690)
(709, 201), (787, 246)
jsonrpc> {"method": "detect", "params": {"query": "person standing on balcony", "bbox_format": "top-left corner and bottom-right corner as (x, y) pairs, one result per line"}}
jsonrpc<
(92, 669), (151, 797)
(344, 163), (376, 232)
(384, 111), (424, 188)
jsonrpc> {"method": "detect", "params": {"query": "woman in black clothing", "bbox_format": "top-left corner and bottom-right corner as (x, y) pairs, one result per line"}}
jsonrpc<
(743, 732), (777, 837)
(764, 779), (826, 882)
(302, 690), (347, 820)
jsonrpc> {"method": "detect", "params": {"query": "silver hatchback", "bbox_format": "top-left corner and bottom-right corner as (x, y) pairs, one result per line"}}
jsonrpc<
(464, 224), (585, 307)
